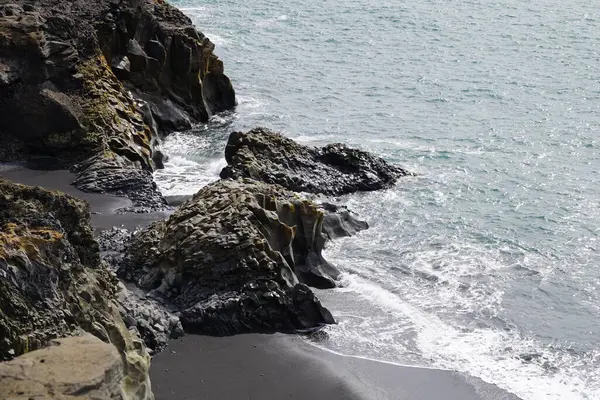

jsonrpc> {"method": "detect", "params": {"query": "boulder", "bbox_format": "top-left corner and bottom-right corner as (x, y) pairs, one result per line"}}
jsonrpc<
(0, 335), (152, 400)
(0, 179), (153, 399)
(120, 179), (367, 335)
(220, 127), (410, 195)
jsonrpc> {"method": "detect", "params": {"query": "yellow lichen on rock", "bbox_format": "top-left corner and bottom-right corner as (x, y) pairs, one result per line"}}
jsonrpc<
(76, 54), (154, 171)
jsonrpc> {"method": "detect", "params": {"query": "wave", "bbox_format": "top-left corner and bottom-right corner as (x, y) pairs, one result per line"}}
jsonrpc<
(320, 270), (600, 400)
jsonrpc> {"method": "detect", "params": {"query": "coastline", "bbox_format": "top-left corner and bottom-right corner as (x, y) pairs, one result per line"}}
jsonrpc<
(0, 166), (522, 400)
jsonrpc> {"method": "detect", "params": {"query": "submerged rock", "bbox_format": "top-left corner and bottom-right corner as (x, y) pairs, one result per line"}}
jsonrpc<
(220, 127), (410, 195)
(0, 0), (236, 206)
(120, 179), (367, 335)
(0, 179), (153, 398)
(0, 335), (151, 400)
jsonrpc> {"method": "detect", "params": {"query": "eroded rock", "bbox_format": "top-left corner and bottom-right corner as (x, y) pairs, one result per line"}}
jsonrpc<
(0, 179), (152, 399)
(120, 179), (367, 335)
(0, 0), (236, 206)
(0, 335), (151, 400)
(220, 127), (410, 195)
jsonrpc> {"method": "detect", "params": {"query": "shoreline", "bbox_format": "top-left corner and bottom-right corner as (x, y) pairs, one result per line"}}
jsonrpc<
(0, 166), (170, 230)
(0, 165), (522, 400)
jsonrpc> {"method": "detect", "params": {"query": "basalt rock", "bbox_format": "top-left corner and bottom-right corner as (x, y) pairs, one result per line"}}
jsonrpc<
(120, 179), (367, 335)
(98, 228), (184, 355)
(0, 179), (153, 399)
(0, 0), (235, 206)
(0, 335), (152, 400)
(220, 128), (410, 196)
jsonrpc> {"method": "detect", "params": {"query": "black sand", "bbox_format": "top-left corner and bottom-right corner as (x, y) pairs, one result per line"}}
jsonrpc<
(0, 166), (170, 230)
(151, 333), (521, 400)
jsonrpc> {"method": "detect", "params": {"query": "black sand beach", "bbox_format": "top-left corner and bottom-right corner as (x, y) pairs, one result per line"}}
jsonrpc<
(0, 166), (521, 400)
(151, 333), (521, 400)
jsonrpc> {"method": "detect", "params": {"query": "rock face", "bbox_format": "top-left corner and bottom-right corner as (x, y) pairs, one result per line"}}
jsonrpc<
(0, 179), (152, 399)
(0, 0), (235, 206)
(120, 179), (367, 335)
(98, 227), (185, 354)
(220, 128), (409, 196)
(0, 335), (151, 400)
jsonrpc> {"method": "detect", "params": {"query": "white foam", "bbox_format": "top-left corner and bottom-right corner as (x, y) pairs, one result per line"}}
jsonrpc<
(334, 274), (600, 400)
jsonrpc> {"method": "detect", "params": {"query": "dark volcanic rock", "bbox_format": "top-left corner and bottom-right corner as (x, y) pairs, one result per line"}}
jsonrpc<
(98, 227), (184, 354)
(120, 179), (367, 335)
(0, 0), (236, 207)
(220, 128), (410, 196)
(0, 179), (152, 398)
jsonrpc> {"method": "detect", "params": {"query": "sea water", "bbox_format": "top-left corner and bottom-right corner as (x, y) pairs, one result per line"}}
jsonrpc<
(154, 1), (600, 398)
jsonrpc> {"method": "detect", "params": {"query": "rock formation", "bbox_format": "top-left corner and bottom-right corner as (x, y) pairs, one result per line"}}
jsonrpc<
(120, 179), (367, 335)
(220, 127), (410, 195)
(0, 335), (152, 400)
(0, 0), (236, 206)
(0, 179), (152, 398)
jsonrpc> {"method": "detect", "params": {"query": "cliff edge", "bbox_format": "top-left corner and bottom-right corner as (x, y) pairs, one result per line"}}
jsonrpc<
(0, 0), (236, 206)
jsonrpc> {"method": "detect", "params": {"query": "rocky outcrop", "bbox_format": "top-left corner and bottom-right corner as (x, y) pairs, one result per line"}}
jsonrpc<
(0, 335), (152, 400)
(116, 282), (184, 355)
(0, 0), (235, 206)
(120, 179), (367, 335)
(220, 128), (410, 196)
(0, 179), (152, 399)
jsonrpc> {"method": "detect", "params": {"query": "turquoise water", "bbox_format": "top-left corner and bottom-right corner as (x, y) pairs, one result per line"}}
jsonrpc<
(154, 1), (600, 398)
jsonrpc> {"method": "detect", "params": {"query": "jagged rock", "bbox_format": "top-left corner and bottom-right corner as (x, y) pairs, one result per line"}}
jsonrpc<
(73, 153), (167, 209)
(0, 0), (236, 206)
(148, 98), (192, 133)
(98, 228), (184, 354)
(120, 179), (367, 335)
(116, 283), (184, 355)
(98, 227), (133, 272)
(0, 179), (153, 399)
(220, 127), (410, 196)
(0, 335), (152, 400)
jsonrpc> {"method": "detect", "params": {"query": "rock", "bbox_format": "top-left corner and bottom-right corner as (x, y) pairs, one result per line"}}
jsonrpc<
(73, 153), (167, 209)
(112, 55), (131, 79)
(0, 0), (236, 207)
(120, 179), (367, 335)
(0, 335), (152, 400)
(116, 283), (184, 355)
(149, 98), (192, 133)
(0, 179), (153, 398)
(220, 127), (411, 195)
(127, 39), (148, 72)
(98, 228), (184, 354)
(203, 71), (237, 114)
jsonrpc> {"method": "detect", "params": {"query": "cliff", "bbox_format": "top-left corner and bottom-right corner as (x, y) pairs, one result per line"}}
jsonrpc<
(0, 0), (236, 206)
(0, 179), (153, 398)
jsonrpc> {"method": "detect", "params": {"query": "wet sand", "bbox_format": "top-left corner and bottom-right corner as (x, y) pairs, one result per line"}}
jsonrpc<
(151, 333), (521, 400)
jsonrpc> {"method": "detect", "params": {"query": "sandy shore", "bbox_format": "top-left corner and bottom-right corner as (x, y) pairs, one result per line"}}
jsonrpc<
(0, 166), (170, 230)
(151, 333), (520, 400)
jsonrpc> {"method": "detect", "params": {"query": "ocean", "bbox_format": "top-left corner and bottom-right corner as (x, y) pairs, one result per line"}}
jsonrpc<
(154, 1), (600, 398)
